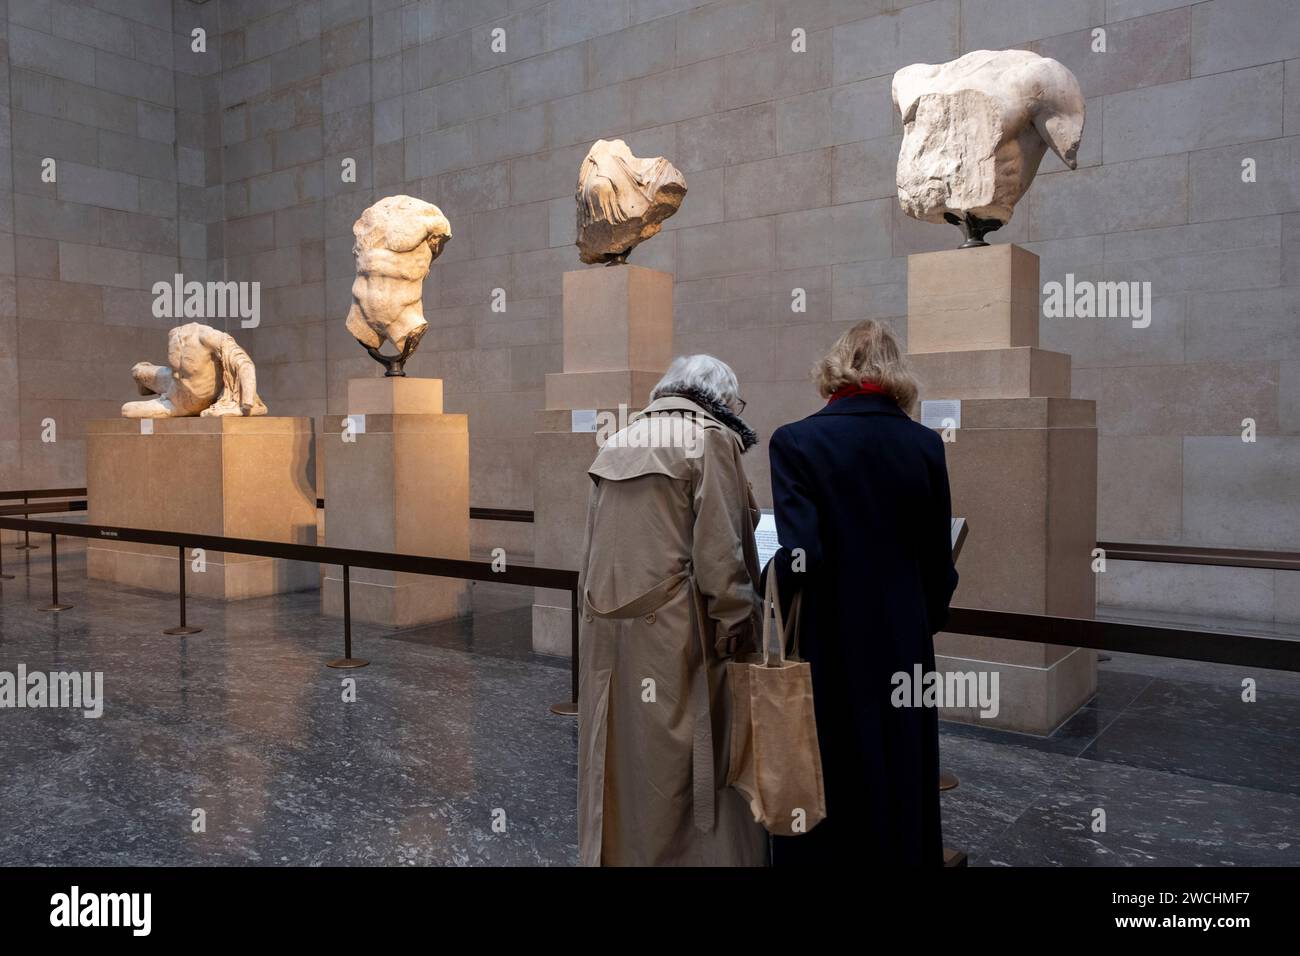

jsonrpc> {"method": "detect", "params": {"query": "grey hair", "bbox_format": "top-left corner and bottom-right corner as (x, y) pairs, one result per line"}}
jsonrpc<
(651, 354), (741, 408)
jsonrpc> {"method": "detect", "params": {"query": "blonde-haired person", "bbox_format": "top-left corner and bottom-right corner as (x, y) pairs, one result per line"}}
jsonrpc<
(765, 319), (958, 866)
(577, 354), (769, 866)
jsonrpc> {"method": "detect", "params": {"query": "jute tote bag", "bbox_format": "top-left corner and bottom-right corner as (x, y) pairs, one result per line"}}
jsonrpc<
(726, 572), (827, 837)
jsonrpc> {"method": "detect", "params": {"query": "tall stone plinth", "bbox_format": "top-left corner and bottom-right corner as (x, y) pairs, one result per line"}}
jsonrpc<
(86, 416), (317, 599)
(907, 244), (1098, 735)
(532, 265), (673, 656)
(320, 377), (470, 628)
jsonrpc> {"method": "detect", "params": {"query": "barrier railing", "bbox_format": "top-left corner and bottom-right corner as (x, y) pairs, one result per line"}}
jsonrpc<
(3, 493), (1299, 717)
(15, 487), (1300, 569)
(0, 487), (88, 551)
(0, 515), (581, 705)
(945, 606), (1299, 672)
(6, 488), (536, 525)
(0, 500), (87, 517)
(1096, 540), (1300, 572)
(6, 494), (1292, 874)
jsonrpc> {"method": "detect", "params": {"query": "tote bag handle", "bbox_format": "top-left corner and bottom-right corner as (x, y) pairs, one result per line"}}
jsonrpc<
(760, 569), (803, 667)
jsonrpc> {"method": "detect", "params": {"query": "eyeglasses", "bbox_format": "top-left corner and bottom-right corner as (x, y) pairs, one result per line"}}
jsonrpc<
(735, 397), (747, 413)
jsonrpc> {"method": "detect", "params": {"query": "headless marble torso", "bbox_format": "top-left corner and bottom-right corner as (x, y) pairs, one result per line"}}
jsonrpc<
(122, 323), (266, 419)
(125, 325), (221, 417)
(346, 244), (434, 353)
(344, 196), (450, 354)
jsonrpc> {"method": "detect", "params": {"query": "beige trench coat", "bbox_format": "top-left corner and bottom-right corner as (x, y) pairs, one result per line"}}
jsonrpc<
(577, 396), (769, 866)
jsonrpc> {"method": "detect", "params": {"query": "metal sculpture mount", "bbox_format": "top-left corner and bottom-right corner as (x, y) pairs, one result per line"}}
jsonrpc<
(575, 139), (686, 266)
(892, 50), (1086, 249)
(122, 322), (267, 418)
(345, 195), (451, 376)
(944, 211), (1004, 249)
(365, 324), (427, 377)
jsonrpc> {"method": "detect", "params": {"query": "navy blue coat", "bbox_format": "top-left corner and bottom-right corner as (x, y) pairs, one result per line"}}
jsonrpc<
(765, 392), (958, 866)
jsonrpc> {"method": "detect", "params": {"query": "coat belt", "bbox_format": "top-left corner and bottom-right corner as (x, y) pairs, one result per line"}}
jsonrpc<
(584, 567), (717, 834)
(583, 567), (689, 620)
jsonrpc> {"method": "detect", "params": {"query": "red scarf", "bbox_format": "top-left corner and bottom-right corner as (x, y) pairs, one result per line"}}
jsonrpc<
(827, 380), (891, 404)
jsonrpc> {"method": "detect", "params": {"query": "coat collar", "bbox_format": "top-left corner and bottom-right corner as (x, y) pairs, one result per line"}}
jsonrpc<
(635, 393), (758, 451)
(813, 392), (909, 418)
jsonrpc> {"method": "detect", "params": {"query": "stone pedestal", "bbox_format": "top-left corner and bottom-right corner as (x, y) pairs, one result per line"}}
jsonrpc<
(532, 265), (673, 656)
(908, 244), (1098, 735)
(86, 416), (317, 599)
(320, 377), (470, 628)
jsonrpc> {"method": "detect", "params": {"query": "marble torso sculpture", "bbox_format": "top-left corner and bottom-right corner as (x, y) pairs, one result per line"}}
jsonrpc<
(892, 49), (1085, 247)
(575, 139), (686, 265)
(122, 322), (267, 418)
(345, 195), (452, 375)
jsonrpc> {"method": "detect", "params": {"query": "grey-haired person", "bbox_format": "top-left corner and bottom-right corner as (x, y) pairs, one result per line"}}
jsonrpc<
(576, 354), (769, 866)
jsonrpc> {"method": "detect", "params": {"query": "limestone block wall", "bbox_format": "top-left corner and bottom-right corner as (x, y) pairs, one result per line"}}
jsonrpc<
(3, 0), (221, 500)
(2, 0), (1297, 623)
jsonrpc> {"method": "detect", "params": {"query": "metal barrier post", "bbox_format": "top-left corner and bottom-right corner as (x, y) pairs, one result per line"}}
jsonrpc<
(15, 497), (37, 551)
(327, 564), (368, 669)
(38, 534), (72, 611)
(549, 587), (579, 716)
(164, 545), (202, 635)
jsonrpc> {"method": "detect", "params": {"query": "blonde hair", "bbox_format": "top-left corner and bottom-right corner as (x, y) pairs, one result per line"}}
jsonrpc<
(813, 320), (919, 413)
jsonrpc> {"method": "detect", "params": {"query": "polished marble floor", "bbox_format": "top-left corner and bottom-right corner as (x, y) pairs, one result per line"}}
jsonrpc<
(1, 540), (1296, 866)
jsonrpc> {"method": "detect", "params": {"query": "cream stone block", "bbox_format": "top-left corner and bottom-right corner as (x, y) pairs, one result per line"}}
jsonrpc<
(911, 346), (1072, 399)
(935, 402), (1097, 618)
(936, 647), (1097, 735)
(544, 369), (662, 410)
(560, 265), (673, 374)
(85, 416), (317, 600)
(956, 396), (1095, 429)
(907, 243), (1041, 352)
(533, 604), (577, 658)
(1097, 436), (1182, 542)
(532, 261), (674, 655)
(925, 394), (1098, 734)
(347, 375), (443, 414)
(531, 424), (601, 656)
(319, 393), (470, 628)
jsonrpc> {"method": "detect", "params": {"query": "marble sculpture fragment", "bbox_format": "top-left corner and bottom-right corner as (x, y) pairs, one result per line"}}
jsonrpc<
(345, 194), (452, 375)
(892, 49), (1086, 246)
(122, 322), (267, 418)
(575, 139), (686, 265)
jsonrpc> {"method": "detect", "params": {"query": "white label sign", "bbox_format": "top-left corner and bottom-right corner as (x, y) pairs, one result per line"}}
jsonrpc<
(754, 509), (781, 571)
(139, 419), (154, 435)
(921, 399), (960, 430)
(345, 414), (366, 434)
(571, 409), (597, 433)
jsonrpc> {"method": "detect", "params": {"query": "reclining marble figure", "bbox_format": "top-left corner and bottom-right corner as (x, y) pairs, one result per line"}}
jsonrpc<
(345, 194), (452, 376)
(892, 49), (1086, 247)
(122, 322), (267, 418)
(575, 139), (686, 265)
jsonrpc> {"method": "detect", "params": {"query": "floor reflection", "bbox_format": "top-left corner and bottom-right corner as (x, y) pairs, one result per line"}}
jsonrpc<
(0, 544), (1295, 866)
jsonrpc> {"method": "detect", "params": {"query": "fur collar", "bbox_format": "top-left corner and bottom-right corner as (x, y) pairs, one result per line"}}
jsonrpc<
(651, 385), (759, 451)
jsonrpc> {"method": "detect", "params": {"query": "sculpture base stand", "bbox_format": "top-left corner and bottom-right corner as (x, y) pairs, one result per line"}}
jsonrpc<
(321, 377), (470, 629)
(908, 245), (1098, 736)
(531, 265), (673, 657)
(532, 414), (606, 657)
(85, 417), (317, 600)
(930, 398), (1099, 734)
